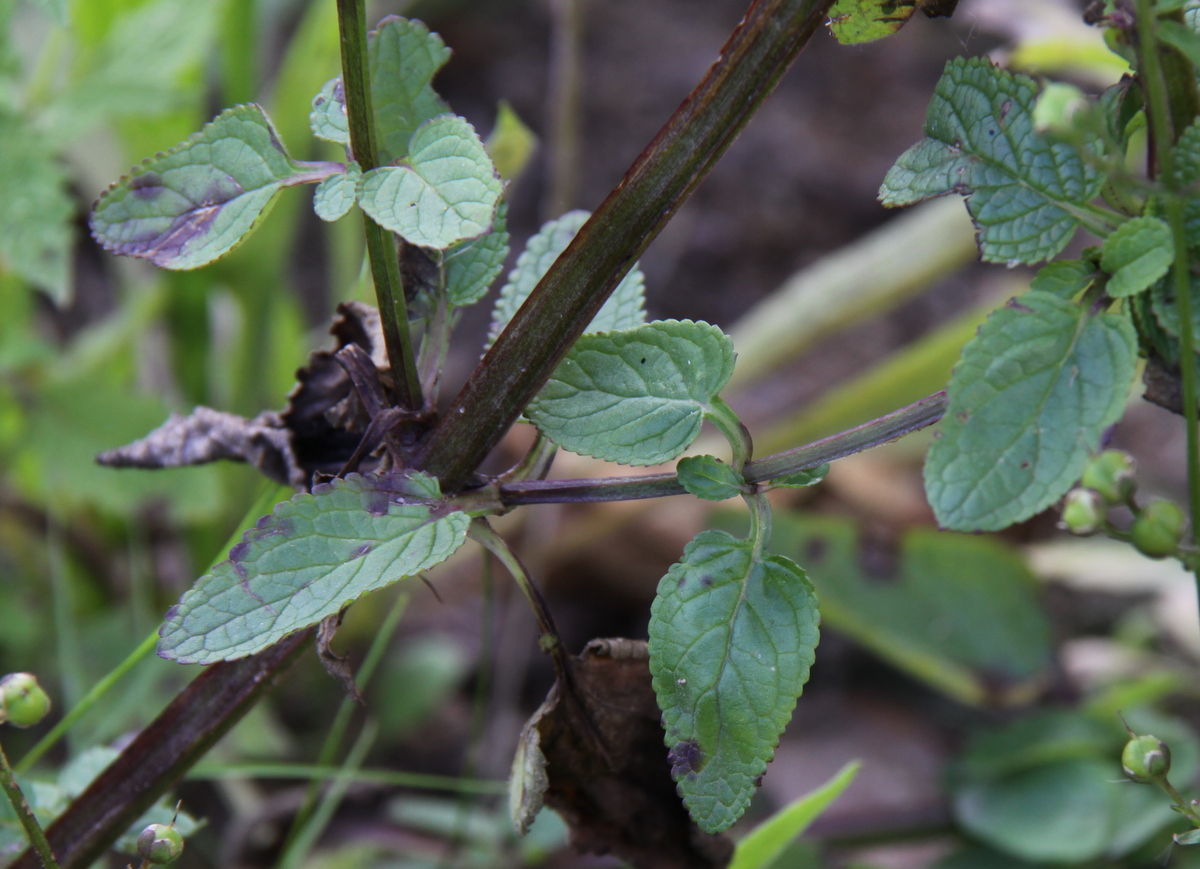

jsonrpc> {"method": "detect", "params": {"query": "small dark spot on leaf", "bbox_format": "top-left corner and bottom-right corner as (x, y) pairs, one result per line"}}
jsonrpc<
(1006, 298), (1034, 313)
(349, 544), (372, 560)
(230, 541), (251, 562)
(641, 357), (647, 364)
(805, 537), (828, 563)
(1021, 460), (1031, 469)
(700, 574), (713, 588)
(677, 573), (687, 588)
(957, 411), (969, 423)
(668, 739), (703, 778)
(754, 775), (764, 788)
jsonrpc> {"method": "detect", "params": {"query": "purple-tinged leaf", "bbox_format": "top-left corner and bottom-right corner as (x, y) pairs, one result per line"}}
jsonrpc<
(158, 472), (469, 664)
(90, 104), (341, 270)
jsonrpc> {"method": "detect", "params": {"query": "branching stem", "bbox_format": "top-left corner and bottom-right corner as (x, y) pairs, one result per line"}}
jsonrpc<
(0, 741), (60, 869)
(335, 0), (423, 411)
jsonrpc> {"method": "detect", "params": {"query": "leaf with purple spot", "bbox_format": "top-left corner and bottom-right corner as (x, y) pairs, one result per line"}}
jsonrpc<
(158, 471), (469, 663)
(648, 530), (820, 833)
(90, 104), (341, 270)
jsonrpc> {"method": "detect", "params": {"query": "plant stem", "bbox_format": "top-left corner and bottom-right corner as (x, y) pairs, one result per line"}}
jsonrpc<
(496, 391), (947, 506)
(16, 630), (158, 774)
(280, 591), (409, 852)
(414, 0), (837, 490)
(9, 632), (313, 869)
(542, 0), (584, 219)
(706, 397), (754, 470)
(746, 493), (772, 557)
(335, 0), (423, 411)
(467, 519), (567, 674)
(1136, 0), (1200, 598)
(0, 740), (60, 869)
(186, 763), (506, 793)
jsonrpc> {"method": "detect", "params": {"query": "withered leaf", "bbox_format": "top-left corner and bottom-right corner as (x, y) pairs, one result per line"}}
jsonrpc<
(97, 302), (392, 488)
(514, 638), (732, 869)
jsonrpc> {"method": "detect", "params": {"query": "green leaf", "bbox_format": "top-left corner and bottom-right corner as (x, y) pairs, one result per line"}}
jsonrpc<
(486, 100), (538, 182)
(925, 291), (1137, 531)
(648, 530), (820, 834)
(1174, 120), (1200, 248)
(527, 320), (735, 465)
(357, 114), (501, 250)
(1029, 259), (1096, 299)
(310, 77), (348, 145)
(1149, 270), (1200, 342)
(488, 210), (646, 345)
(1177, 829), (1200, 846)
(1159, 19), (1200, 68)
(760, 513), (1052, 705)
(313, 162), (360, 222)
(1100, 216), (1173, 297)
(368, 16), (452, 164)
(677, 455), (745, 501)
(826, 0), (919, 44)
(304, 17), (450, 162)
(444, 201), (509, 308)
(0, 112), (72, 302)
(729, 761), (858, 869)
(769, 464), (830, 489)
(158, 472), (470, 664)
(880, 57), (1105, 265)
(90, 104), (317, 270)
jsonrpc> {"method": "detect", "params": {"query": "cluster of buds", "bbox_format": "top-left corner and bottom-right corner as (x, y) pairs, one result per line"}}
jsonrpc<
(0, 673), (50, 729)
(1060, 450), (1187, 560)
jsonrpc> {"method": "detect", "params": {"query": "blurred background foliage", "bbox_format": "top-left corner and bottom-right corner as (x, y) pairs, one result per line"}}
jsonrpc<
(4, 0), (1200, 867)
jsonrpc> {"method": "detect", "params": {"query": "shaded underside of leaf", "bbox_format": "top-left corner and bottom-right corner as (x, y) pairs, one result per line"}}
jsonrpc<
(925, 291), (1137, 531)
(879, 56), (1103, 264)
(158, 473), (469, 663)
(90, 104), (306, 269)
(649, 530), (820, 833)
(527, 319), (736, 466)
(488, 209), (646, 345)
(444, 201), (509, 308)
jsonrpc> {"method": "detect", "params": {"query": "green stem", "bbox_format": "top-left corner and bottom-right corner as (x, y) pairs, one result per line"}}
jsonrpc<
(0, 741), (60, 869)
(413, 0), (836, 490)
(280, 590), (409, 852)
(1159, 776), (1200, 825)
(746, 493), (773, 557)
(467, 520), (566, 670)
(186, 763), (505, 794)
(1136, 0), (1200, 604)
(16, 631), (157, 774)
(277, 719), (378, 869)
(335, 0), (423, 411)
(706, 396), (754, 470)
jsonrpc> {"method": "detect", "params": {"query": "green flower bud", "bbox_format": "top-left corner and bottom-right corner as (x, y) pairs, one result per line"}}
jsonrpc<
(137, 824), (185, 864)
(0, 673), (51, 728)
(1131, 499), (1186, 559)
(1061, 488), (1105, 535)
(1123, 733), (1171, 782)
(1081, 450), (1137, 505)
